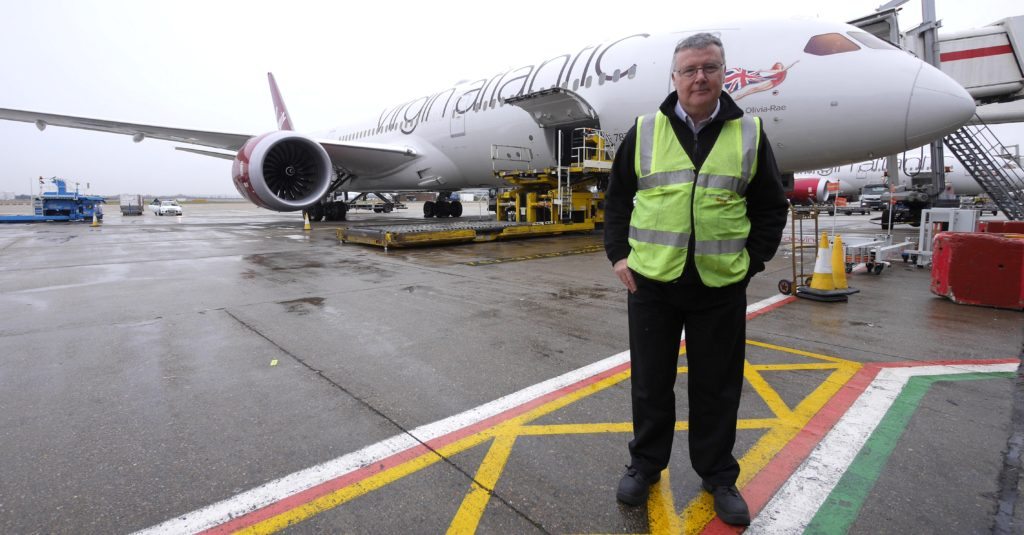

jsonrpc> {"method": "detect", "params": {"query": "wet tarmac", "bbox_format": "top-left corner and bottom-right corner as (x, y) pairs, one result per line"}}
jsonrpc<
(0, 203), (1021, 534)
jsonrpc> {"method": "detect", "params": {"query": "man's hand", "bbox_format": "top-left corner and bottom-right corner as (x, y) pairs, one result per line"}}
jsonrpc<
(613, 258), (637, 293)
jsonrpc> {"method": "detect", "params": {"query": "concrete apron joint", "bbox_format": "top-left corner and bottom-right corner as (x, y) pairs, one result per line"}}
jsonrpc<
(993, 343), (1024, 535)
(222, 308), (551, 533)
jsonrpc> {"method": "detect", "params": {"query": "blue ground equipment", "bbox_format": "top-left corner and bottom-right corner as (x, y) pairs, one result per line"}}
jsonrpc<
(0, 177), (105, 223)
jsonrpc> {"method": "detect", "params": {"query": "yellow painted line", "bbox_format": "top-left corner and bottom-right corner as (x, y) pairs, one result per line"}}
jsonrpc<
(648, 469), (683, 535)
(744, 365), (797, 421)
(734, 418), (784, 430)
(515, 423), (634, 436)
(746, 340), (851, 365)
(679, 363), (861, 532)
(751, 363), (846, 371)
(447, 435), (518, 534)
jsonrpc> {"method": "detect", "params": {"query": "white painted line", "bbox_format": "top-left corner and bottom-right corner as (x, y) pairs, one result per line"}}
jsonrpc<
(136, 295), (785, 534)
(748, 362), (1017, 534)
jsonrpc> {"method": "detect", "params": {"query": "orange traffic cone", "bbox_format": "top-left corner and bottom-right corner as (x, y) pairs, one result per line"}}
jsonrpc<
(91, 211), (100, 227)
(303, 211), (311, 231)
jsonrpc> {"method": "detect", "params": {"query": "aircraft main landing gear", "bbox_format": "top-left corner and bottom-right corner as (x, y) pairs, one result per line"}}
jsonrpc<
(423, 198), (462, 218)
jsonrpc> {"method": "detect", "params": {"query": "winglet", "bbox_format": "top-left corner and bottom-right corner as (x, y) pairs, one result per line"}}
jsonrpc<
(268, 72), (294, 131)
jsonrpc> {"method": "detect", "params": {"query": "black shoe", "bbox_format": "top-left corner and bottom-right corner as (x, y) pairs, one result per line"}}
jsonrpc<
(701, 480), (751, 526)
(616, 466), (660, 506)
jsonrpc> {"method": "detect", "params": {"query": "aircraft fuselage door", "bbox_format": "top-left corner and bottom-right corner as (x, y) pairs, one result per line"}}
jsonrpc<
(504, 87), (601, 166)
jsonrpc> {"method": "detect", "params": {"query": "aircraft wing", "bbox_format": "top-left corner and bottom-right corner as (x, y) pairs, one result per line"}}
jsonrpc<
(0, 107), (420, 176)
(0, 107), (252, 150)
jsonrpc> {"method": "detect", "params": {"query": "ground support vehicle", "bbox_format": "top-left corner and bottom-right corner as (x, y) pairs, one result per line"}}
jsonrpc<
(346, 192), (407, 213)
(490, 127), (611, 227)
(827, 197), (871, 215)
(902, 208), (981, 267)
(877, 187), (959, 229)
(337, 218), (594, 250)
(119, 194), (144, 215)
(842, 234), (917, 274)
(859, 183), (888, 211)
(306, 192), (407, 221)
(0, 178), (104, 223)
(339, 128), (614, 249)
(959, 195), (999, 216)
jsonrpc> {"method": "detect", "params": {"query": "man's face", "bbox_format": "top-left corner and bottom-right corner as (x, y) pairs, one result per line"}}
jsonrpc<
(671, 45), (725, 118)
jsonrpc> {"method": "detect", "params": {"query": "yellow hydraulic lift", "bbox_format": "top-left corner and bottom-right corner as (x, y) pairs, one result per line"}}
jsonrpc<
(494, 127), (609, 227)
(338, 128), (613, 249)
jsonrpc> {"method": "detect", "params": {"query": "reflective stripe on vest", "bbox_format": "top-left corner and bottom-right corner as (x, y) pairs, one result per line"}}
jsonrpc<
(627, 111), (760, 285)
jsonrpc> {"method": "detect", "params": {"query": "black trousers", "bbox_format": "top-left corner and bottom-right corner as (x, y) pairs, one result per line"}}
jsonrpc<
(626, 273), (747, 487)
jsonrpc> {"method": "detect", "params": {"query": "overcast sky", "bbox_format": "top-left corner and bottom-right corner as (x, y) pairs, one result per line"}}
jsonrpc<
(1, 0), (1021, 196)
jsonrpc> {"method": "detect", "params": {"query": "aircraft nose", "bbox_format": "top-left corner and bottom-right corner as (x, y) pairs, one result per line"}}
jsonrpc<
(905, 63), (976, 148)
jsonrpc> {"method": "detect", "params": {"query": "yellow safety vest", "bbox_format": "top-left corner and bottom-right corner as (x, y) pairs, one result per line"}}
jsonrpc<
(627, 111), (760, 285)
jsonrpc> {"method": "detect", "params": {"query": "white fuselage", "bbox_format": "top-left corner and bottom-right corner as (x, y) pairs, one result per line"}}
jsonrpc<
(309, 19), (975, 192)
(805, 148), (1024, 197)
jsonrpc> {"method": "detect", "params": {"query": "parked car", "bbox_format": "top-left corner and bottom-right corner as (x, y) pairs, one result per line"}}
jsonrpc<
(152, 200), (183, 216)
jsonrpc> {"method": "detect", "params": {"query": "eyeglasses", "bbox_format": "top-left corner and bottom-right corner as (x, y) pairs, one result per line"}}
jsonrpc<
(673, 63), (723, 78)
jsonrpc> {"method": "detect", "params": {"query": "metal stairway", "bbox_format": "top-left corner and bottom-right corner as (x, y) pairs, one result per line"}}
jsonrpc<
(943, 122), (1024, 220)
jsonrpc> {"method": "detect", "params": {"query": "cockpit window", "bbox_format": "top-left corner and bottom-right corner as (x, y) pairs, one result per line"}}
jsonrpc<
(848, 31), (899, 50)
(803, 33), (861, 56)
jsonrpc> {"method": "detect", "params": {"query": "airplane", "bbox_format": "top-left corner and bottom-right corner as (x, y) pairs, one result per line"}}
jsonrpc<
(0, 18), (975, 221)
(789, 145), (1024, 204)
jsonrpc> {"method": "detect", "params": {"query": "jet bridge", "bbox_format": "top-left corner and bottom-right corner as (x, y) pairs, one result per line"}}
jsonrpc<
(853, 8), (1024, 220)
(925, 16), (1024, 105)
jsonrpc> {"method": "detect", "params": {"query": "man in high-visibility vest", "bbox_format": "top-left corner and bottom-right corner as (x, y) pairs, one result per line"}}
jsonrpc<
(603, 33), (787, 526)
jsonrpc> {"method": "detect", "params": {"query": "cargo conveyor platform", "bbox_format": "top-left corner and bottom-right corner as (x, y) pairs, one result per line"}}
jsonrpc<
(336, 218), (595, 249)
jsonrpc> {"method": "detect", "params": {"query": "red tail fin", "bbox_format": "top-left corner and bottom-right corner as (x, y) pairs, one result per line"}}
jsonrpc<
(267, 72), (294, 131)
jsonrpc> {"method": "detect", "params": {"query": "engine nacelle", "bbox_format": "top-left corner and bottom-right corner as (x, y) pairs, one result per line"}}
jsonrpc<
(788, 177), (837, 205)
(232, 131), (333, 211)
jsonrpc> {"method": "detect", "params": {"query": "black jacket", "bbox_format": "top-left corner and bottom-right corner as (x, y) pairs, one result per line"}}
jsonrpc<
(603, 91), (788, 286)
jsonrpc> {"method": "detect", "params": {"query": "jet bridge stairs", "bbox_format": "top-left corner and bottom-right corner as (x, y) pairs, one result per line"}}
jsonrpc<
(944, 123), (1024, 220)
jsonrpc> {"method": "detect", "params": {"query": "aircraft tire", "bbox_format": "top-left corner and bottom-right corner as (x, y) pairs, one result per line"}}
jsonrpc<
(308, 204), (325, 222)
(450, 201), (463, 218)
(436, 201), (451, 218)
(423, 201), (436, 218)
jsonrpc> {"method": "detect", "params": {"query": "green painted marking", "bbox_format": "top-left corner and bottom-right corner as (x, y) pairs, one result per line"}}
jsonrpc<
(806, 372), (1013, 534)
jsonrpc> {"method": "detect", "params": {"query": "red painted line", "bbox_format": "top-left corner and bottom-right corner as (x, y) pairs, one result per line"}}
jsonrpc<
(941, 44), (1013, 62)
(747, 295), (798, 320)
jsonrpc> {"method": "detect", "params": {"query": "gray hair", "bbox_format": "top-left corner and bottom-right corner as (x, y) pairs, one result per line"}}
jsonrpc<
(674, 32), (726, 64)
